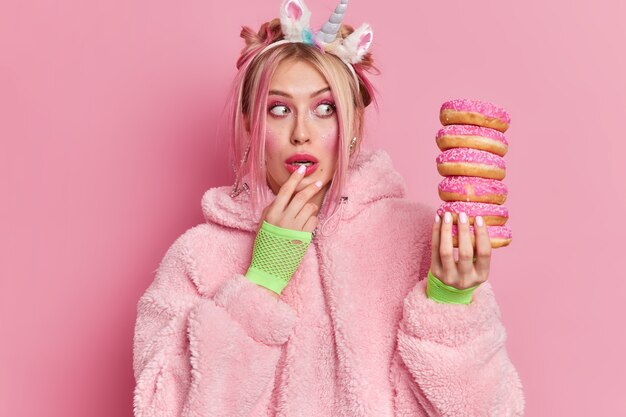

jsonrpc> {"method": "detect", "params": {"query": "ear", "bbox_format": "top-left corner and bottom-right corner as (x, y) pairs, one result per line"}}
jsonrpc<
(279, 0), (312, 40)
(342, 23), (373, 63)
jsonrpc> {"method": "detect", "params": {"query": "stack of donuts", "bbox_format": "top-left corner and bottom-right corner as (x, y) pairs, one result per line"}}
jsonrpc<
(435, 99), (513, 248)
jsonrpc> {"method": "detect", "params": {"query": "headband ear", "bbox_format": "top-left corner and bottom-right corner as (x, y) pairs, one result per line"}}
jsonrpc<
(280, 0), (312, 41)
(341, 23), (373, 63)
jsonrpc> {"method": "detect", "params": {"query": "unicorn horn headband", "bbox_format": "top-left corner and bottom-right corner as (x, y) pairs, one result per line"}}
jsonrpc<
(318, 0), (349, 44)
(257, 0), (373, 80)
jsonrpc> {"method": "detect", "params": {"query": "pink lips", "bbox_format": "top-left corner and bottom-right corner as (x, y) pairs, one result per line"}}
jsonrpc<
(285, 153), (319, 176)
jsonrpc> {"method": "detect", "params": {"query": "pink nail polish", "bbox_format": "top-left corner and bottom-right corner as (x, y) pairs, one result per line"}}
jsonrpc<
(297, 164), (306, 174)
(444, 212), (452, 223)
(476, 215), (484, 227)
(315, 180), (323, 188)
(434, 213), (440, 223)
(459, 212), (468, 224)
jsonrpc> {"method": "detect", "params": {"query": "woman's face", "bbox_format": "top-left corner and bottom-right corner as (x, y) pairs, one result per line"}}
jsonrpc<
(264, 58), (339, 196)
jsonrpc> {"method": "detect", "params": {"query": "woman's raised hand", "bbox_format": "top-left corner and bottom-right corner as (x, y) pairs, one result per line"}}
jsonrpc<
(430, 211), (492, 290)
(261, 164), (324, 233)
(246, 165), (324, 298)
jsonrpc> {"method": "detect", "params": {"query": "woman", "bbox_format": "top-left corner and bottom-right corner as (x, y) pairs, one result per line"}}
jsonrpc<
(132, 0), (525, 415)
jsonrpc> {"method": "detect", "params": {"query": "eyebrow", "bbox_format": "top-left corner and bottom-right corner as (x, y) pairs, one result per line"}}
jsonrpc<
(268, 87), (331, 98)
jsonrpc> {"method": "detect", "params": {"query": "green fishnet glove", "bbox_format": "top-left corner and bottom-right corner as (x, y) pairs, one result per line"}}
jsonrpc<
(245, 221), (312, 295)
(426, 270), (480, 304)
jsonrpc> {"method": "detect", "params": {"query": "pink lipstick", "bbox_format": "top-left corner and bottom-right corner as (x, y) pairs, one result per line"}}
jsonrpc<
(285, 153), (319, 176)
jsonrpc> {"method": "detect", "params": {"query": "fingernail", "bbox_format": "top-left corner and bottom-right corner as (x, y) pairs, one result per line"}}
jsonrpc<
(476, 215), (484, 227)
(297, 164), (306, 174)
(459, 212), (468, 224)
(444, 212), (452, 223)
(315, 180), (323, 188)
(434, 213), (440, 223)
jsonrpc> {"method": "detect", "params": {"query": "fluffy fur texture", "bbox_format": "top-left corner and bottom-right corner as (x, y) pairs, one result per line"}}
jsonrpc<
(279, 0), (313, 44)
(133, 148), (525, 416)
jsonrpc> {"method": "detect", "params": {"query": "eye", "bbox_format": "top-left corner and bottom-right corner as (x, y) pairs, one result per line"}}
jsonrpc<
(269, 104), (290, 117)
(315, 102), (335, 117)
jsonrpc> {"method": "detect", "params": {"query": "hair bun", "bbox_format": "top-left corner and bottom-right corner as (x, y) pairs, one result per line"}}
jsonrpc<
(238, 19), (284, 69)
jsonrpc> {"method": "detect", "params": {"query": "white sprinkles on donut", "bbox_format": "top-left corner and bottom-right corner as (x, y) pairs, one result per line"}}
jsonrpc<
(438, 176), (509, 197)
(437, 201), (509, 217)
(440, 99), (511, 124)
(436, 148), (506, 169)
(436, 125), (508, 145)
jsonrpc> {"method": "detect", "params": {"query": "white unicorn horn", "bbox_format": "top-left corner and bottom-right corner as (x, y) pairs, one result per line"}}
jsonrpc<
(318, 0), (348, 44)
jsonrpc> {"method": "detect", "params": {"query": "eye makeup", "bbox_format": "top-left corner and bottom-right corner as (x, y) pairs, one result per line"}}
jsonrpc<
(267, 101), (290, 118)
(314, 101), (336, 118)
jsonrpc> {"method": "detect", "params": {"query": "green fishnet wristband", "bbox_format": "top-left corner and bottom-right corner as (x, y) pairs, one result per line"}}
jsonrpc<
(245, 221), (312, 295)
(426, 270), (480, 305)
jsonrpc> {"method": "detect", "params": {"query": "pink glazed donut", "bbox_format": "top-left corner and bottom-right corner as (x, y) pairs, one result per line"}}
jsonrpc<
(438, 176), (508, 204)
(436, 125), (509, 157)
(451, 225), (513, 248)
(436, 148), (506, 180)
(440, 99), (511, 133)
(437, 201), (509, 226)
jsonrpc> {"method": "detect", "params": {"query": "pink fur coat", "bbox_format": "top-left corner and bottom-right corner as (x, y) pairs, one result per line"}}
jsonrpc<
(133, 148), (525, 416)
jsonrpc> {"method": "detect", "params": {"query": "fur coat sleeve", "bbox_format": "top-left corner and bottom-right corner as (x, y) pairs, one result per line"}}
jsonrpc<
(132, 226), (298, 417)
(392, 279), (525, 416)
(389, 218), (525, 416)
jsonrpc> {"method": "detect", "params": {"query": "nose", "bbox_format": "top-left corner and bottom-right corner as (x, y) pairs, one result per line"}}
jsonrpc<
(290, 114), (311, 145)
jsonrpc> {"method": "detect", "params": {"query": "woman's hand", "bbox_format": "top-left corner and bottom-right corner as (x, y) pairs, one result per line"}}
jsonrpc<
(430, 211), (492, 290)
(248, 165), (324, 298)
(261, 164), (324, 232)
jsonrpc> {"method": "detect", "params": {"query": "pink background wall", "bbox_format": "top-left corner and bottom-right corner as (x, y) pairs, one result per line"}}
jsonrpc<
(1, 0), (624, 415)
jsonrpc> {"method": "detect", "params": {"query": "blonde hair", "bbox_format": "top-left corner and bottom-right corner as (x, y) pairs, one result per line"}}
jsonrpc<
(228, 18), (378, 218)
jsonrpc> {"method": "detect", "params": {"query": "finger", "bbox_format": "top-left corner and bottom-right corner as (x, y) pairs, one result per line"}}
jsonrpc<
(456, 212), (474, 275)
(439, 211), (456, 277)
(293, 202), (319, 230)
(302, 215), (319, 233)
(273, 164), (307, 211)
(430, 213), (443, 274)
(473, 216), (492, 280)
(283, 180), (324, 219)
